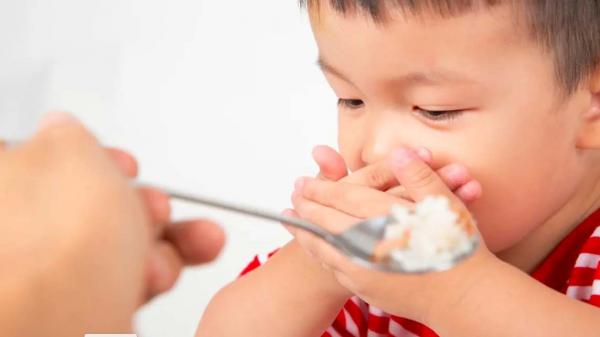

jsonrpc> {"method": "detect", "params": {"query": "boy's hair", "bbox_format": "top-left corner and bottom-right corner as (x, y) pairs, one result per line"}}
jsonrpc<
(300, 0), (600, 94)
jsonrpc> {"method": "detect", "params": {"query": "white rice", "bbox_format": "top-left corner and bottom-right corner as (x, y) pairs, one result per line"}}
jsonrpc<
(383, 196), (474, 271)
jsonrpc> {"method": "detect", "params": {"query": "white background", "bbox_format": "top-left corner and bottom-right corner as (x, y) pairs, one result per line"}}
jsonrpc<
(0, 1), (337, 336)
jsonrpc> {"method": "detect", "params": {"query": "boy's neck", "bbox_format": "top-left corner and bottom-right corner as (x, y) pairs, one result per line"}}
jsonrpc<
(497, 168), (600, 272)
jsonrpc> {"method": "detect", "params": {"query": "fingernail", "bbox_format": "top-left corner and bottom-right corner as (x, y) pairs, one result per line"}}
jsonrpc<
(415, 147), (432, 162)
(392, 148), (417, 168)
(38, 112), (79, 131)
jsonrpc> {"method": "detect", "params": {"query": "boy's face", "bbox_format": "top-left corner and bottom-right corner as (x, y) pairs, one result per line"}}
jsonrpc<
(310, 3), (591, 253)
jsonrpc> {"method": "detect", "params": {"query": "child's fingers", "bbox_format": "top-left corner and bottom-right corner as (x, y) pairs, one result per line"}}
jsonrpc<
(340, 149), (432, 191)
(340, 160), (398, 190)
(298, 177), (410, 219)
(388, 181), (482, 204)
(389, 148), (458, 203)
(292, 191), (360, 233)
(281, 209), (301, 236)
(455, 180), (483, 202)
(387, 163), (476, 202)
(437, 163), (470, 190)
(414, 146), (433, 163)
(313, 145), (348, 181)
(164, 219), (225, 265)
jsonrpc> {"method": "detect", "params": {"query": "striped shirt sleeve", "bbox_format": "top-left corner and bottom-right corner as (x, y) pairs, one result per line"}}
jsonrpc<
(566, 226), (600, 305)
(237, 250), (438, 337)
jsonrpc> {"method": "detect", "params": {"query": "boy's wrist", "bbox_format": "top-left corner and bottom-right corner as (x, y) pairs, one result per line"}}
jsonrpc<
(427, 252), (509, 330)
(289, 239), (353, 299)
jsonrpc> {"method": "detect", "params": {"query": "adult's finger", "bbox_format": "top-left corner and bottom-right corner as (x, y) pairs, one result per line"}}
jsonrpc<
(106, 147), (139, 178)
(146, 241), (183, 300)
(33, 112), (100, 151)
(138, 187), (171, 235)
(313, 145), (347, 181)
(164, 219), (225, 264)
(36, 112), (139, 178)
(37, 111), (80, 131)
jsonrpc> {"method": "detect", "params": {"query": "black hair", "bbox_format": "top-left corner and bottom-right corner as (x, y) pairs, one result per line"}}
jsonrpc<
(300, 0), (600, 93)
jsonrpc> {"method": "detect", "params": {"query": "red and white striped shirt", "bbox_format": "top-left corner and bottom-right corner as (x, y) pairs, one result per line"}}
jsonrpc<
(240, 208), (600, 337)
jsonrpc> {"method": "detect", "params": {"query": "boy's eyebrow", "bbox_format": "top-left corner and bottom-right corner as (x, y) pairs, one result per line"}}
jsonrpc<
(317, 57), (478, 86)
(317, 58), (354, 83)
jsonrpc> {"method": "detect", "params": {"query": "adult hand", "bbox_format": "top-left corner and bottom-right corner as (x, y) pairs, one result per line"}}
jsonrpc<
(0, 113), (224, 337)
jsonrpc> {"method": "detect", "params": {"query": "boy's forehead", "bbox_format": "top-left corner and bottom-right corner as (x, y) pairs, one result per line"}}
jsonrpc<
(310, 2), (529, 86)
(310, 1), (522, 44)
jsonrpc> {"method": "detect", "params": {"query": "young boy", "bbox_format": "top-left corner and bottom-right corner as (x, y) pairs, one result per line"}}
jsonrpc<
(197, 1), (600, 336)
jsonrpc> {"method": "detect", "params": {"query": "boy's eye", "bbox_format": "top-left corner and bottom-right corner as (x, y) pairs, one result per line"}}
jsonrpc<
(338, 98), (365, 109)
(413, 106), (464, 122)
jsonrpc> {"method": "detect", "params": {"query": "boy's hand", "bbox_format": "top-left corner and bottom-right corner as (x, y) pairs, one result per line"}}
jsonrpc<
(310, 145), (482, 202)
(281, 144), (483, 313)
(284, 145), (481, 236)
(289, 148), (494, 323)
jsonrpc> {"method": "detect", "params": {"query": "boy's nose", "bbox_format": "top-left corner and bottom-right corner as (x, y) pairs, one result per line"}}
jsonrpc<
(360, 117), (405, 165)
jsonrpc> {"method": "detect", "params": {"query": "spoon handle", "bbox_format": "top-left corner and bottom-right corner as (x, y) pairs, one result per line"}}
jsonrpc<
(3, 138), (334, 240)
(151, 184), (332, 237)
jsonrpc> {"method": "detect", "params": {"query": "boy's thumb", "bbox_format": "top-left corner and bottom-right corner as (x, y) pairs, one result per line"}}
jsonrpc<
(389, 148), (454, 202)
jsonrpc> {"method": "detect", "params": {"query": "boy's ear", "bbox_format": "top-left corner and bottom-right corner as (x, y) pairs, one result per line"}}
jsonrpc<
(577, 68), (600, 149)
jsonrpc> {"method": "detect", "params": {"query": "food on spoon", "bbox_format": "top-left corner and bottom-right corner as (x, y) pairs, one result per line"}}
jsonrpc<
(372, 196), (476, 271)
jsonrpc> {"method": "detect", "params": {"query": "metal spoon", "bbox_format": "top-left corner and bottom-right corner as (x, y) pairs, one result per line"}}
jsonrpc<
(3, 139), (478, 273)
(151, 186), (479, 273)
